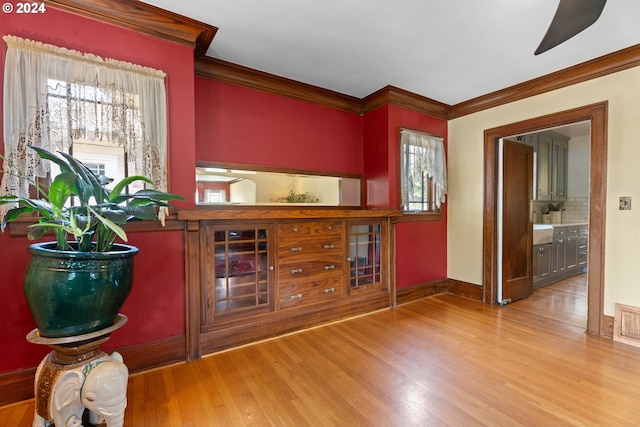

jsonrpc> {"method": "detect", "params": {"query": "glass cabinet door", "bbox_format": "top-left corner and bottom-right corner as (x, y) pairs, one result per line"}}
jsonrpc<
(536, 134), (552, 201)
(552, 139), (568, 200)
(347, 222), (384, 291)
(202, 224), (272, 322)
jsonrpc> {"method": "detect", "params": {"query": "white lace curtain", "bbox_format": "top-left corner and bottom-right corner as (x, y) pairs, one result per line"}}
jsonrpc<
(1, 35), (168, 217)
(400, 129), (447, 209)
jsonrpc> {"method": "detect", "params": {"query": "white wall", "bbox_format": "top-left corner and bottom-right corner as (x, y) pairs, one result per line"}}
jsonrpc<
(448, 65), (640, 315)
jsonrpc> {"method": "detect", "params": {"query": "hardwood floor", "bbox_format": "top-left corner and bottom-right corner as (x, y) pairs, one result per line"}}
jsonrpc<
(3, 291), (640, 426)
(508, 273), (587, 328)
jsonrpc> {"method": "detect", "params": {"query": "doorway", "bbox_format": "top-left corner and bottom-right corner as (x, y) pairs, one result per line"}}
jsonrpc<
(483, 102), (607, 335)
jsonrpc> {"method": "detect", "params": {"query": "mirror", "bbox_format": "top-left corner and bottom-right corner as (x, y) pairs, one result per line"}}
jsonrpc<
(196, 164), (362, 207)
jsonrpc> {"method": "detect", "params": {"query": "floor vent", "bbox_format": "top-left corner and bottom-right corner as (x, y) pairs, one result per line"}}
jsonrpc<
(614, 303), (640, 347)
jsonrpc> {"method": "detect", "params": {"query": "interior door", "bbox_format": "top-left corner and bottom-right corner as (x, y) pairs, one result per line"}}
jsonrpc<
(502, 140), (534, 303)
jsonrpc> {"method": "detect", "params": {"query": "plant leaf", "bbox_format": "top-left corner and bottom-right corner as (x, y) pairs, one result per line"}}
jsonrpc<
(48, 172), (77, 216)
(28, 146), (72, 174)
(109, 175), (153, 202)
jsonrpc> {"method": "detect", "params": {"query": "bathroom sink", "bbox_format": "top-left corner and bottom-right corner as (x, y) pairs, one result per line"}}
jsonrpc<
(533, 224), (554, 245)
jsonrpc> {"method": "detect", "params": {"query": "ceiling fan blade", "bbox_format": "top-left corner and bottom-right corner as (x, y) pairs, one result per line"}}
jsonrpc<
(534, 0), (607, 55)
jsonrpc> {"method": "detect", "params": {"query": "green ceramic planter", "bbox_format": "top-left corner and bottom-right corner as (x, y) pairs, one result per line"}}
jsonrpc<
(24, 242), (138, 338)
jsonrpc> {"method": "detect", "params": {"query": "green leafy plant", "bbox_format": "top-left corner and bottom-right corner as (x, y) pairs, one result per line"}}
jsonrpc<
(274, 190), (319, 204)
(0, 145), (185, 252)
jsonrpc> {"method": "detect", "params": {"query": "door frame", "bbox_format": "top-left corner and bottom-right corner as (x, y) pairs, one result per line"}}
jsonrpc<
(483, 102), (607, 335)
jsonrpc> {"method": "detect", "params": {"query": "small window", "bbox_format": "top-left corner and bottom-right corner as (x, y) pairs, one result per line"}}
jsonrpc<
(84, 162), (106, 177)
(399, 129), (447, 213)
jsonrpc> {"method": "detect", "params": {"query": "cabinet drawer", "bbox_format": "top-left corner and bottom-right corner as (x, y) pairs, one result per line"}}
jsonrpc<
(553, 226), (566, 239)
(567, 226), (579, 237)
(278, 258), (343, 281)
(278, 235), (343, 261)
(278, 221), (343, 237)
(579, 225), (588, 235)
(279, 272), (344, 309)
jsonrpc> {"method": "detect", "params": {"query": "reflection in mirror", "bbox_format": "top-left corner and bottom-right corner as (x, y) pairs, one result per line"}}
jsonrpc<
(196, 165), (361, 207)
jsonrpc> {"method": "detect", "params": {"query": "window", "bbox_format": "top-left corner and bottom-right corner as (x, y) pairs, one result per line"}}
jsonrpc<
(399, 128), (447, 213)
(1, 35), (168, 219)
(84, 162), (106, 177)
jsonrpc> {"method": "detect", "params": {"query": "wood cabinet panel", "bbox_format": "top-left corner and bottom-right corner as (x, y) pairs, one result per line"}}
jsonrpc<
(277, 221), (343, 237)
(278, 257), (343, 281)
(279, 272), (344, 309)
(277, 235), (343, 261)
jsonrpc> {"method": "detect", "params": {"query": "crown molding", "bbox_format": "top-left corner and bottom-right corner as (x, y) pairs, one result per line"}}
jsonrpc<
(45, 1), (640, 120)
(449, 43), (640, 119)
(44, 0), (217, 57)
(195, 56), (364, 114)
(362, 85), (451, 119)
(195, 57), (452, 117)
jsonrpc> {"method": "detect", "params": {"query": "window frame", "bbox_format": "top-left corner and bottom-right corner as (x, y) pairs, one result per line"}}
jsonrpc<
(397, 128), (446, 221)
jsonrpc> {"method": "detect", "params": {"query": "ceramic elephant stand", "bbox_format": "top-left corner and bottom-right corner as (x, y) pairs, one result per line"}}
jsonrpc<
(27, 315), (129, 427)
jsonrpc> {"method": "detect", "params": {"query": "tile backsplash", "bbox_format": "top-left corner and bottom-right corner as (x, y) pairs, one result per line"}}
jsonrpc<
(532, 197), (589, 224)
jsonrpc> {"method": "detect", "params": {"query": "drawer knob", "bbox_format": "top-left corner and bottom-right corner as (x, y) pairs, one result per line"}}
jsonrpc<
(293, 227), (299, 232)
(290, 247), (303, 252)
(324, 287), (335, 294)
(324, 265), (336, 271)
(323, 244), (335, 250)
(290, 293), (303, 300)
(290, 268), (303, 275)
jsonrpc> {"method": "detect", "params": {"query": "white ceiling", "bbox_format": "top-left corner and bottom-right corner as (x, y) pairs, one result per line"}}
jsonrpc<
(141, 0), (640, 106)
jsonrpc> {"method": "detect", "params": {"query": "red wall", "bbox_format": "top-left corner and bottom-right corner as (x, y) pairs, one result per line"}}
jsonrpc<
(195, 78), (363, 174)
(364, 104), (448, 288)
(0, 6), (449, 376)
(0, 8), (194, 371)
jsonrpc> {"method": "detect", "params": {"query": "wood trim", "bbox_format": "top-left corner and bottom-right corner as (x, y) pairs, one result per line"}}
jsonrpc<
(178, 208), (401, 221)
(185, 220), (201, 361)
(44, 0), (218, 57)
(198, 294), (390, 354)
(395, 279), (448, 305)
(362, 85), (450, 119)
(450, 44), (640, 119)
(602, 314), (614, 338)
(195, 57), (364, 114)
(482, 102), (607, 336)
(0, 368), (34, 407)
(7, 218), (184, 237)
(119, 335), (186, 373)
(0, 335), (186, 407)
(447, 279), (484, 301)
(43, 1), (640, 119)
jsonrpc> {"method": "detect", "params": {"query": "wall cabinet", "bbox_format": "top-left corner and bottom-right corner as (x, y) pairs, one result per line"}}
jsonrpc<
(534, 132), (568, 202)
(182, 209), (396, 359)
(534, 224), (587, 288)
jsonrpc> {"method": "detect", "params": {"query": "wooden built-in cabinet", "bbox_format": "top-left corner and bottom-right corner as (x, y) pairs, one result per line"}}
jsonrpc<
(181, 209), (398, 359)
